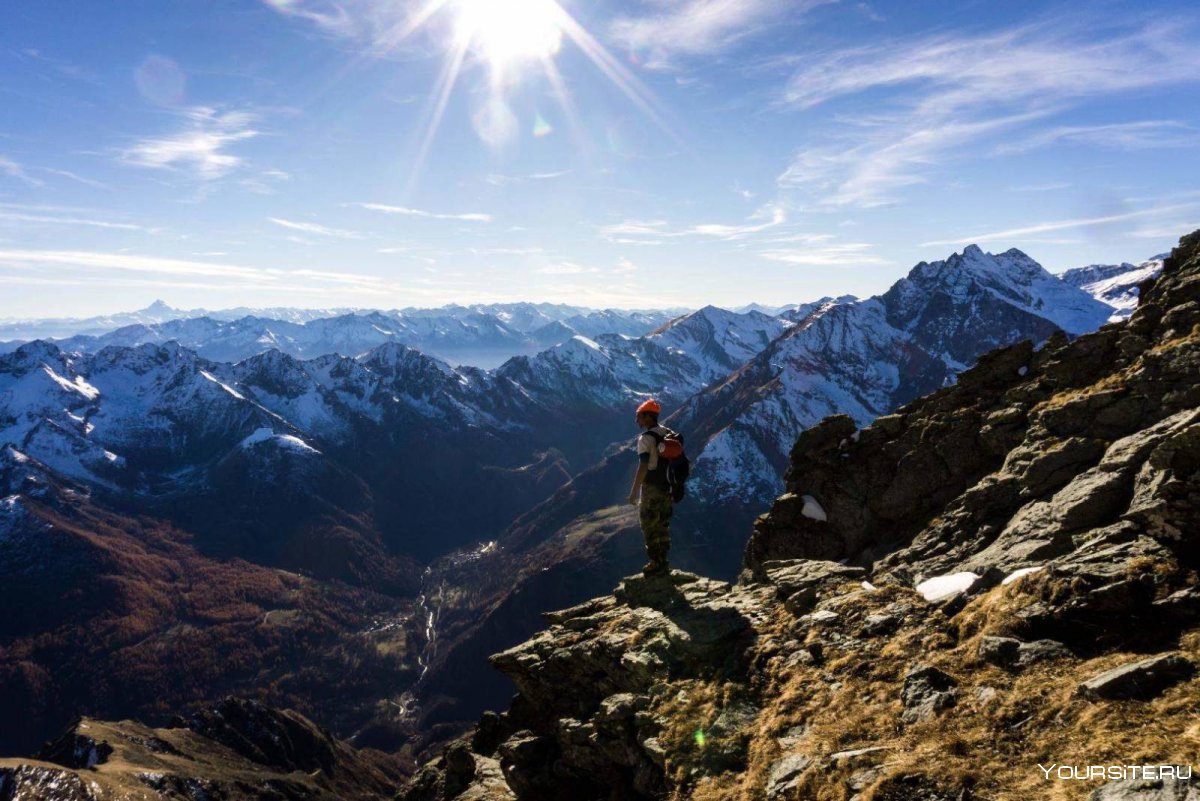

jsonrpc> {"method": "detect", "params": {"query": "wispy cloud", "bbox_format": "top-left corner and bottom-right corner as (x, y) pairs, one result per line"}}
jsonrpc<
(1010, 182), (1071, 193)
(258, 0), (437, 53)
(121, 107), (260, 180)
(0, 155), (45, 187)
(601, 207), (786, 242)
(778, 20), (1200, 207)
(0, 211), (147, 231)
(760, 242), (889, 266)
(485, 170), (571, 186)
(41, 168), (110, 190)
(609, 0), (832, 68)
(994, 120), (1197, 155)
(0, 248), (390, 294)
(920, 202), (1200, 247)
(355, 202), (493, 222)
(268, 217), (362, 238)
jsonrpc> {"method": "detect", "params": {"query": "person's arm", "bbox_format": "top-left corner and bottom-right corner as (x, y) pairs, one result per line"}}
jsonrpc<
(628, 462), (647, 506)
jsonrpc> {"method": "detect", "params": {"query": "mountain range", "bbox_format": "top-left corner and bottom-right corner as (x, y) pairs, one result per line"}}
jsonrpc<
(1, 231), (1194, 799)
(0, 244), (1162, 759)
(0, 302), (681, 369)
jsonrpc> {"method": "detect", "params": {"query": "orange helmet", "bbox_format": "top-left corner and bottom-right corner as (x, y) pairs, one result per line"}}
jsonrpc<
(636, 398), (661, 415)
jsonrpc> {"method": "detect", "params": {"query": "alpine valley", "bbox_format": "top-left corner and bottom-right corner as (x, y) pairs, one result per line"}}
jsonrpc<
(0, 239), (1188, 800)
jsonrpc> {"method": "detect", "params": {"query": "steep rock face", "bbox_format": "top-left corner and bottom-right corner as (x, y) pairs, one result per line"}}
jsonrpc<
(747, 232), (1199, 586)
(0, 698), (406, 800)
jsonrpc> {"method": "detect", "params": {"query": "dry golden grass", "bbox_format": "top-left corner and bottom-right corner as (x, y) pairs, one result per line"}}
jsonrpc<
(649, 574), (1199, 801)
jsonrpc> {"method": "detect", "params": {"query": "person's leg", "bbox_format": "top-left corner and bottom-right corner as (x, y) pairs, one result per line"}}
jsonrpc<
(640, 486), (672, 575)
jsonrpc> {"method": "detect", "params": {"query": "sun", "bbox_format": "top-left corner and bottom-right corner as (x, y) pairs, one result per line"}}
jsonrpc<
(453, 0), (565, 75)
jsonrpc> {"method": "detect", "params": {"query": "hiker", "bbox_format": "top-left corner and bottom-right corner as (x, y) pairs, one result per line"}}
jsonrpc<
(628, 398), (673, 577)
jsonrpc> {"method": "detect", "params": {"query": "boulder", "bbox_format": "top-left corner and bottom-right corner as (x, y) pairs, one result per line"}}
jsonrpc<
(900, 665), (958, 724)
(1077, 654), (1196, 701)
(765, 754), (813, 800)
(1090, 771), (1199, 800)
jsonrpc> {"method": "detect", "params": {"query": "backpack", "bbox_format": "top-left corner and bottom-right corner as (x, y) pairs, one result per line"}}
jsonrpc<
(646, 427), (691, 502)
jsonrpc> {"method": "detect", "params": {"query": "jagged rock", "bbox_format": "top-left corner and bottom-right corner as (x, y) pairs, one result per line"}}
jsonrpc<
(1090, 771), (1199, 800)
(862, 611), (901, 636)
(1014, 639), (1073, 666)
(1077, 654), (1196, 700)
(765, 754), (813, 799)
(35, 730), (113, 769)
(827, 745), (891, 766)
(978, 636), (1022, 666)
(443, 742), (478, 798)
(979, 636), (1072, 668)
(763, 559), (867, 600)
(900, 665), (958, 724)
(1155, 587), (1200, 616)
(472, 711), (505, 756)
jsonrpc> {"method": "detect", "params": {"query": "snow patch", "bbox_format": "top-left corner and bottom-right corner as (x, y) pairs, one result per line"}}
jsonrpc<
(572, 335), (603, 352)
(42, 365), (100, 400)
(239, 427), (321, 455)
(1001, 565), (1044, 586)
(801, 495), (828, 522)
(916, 571), (979, 602)
(199, 370), (247, 400)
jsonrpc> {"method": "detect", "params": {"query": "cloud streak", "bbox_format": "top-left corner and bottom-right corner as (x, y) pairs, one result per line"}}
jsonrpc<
(993, 120), (1197, 155)
(920, 203), (1200, 247)
(0, 249), (389, 294)
(760, 242), (889, 266)
(0, 211), (147, 231)
(268, 217), (362, 238)
(355, 202), (493, 222)
(601, 207), (786, 242)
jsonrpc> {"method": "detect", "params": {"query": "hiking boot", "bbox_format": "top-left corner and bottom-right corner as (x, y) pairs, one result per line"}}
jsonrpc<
(642, 560), (669, 578)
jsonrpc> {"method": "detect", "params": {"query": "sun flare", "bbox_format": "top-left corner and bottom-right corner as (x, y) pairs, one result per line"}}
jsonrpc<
(454, 0), (565, 74)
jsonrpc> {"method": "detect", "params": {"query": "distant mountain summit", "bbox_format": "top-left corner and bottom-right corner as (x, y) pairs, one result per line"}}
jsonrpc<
(679, 244), (1111, 505)
(1061, 254), (1166, 320)
(0, 303), (682, 369)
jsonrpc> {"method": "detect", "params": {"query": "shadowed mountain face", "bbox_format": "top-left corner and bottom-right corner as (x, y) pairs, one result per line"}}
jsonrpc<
(0, 455), (424, 757)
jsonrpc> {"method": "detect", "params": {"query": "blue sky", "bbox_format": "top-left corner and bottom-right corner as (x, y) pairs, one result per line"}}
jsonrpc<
(2, 0), (1198, 316)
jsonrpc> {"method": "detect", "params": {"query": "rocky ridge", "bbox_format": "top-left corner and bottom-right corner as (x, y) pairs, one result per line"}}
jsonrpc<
(393, 232), (1200, 800)
(0, 698), (406, 800)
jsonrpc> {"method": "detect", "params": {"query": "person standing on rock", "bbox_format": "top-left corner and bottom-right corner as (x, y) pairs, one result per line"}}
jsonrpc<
(628, 398), (673, 577)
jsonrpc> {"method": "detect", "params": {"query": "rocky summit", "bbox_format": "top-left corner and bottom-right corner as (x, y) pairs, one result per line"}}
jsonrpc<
(2, 231), (1197, 800)
(389, 230), (1200, 800)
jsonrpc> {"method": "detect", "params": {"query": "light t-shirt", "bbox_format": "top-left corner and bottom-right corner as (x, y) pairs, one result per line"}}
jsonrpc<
(636, 426), (667, 470)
